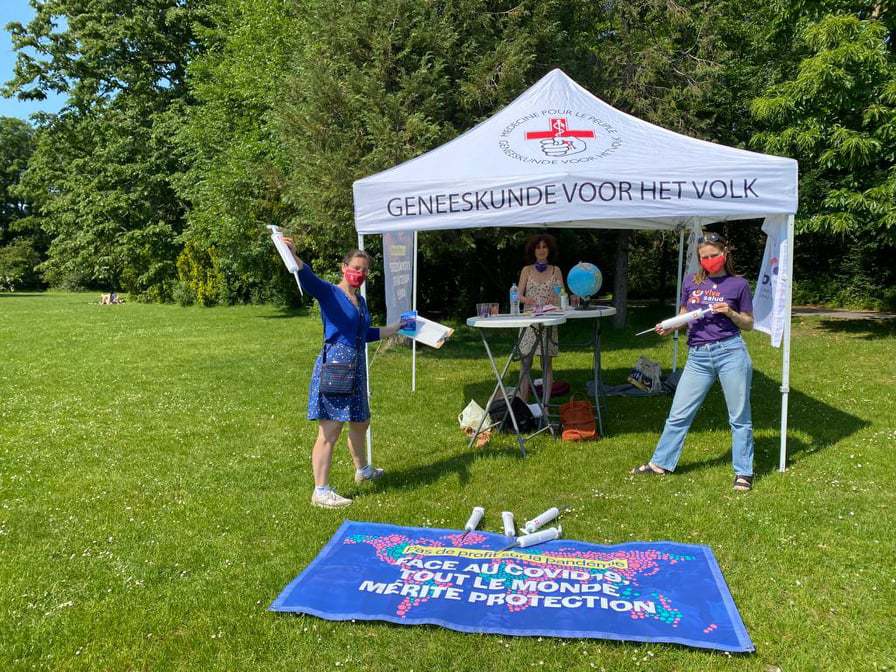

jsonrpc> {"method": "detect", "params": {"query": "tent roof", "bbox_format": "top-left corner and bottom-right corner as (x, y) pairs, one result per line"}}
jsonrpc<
(353, 69), (797, 234)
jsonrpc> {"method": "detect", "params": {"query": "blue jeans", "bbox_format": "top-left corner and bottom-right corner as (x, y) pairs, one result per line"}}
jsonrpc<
(650, 335), (754, 476)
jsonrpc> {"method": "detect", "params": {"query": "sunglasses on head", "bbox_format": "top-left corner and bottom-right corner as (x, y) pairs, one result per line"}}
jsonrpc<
(697, 232), (726, 245)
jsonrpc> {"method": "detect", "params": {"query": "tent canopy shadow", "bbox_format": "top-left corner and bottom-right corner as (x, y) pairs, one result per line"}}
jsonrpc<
(461, 366), (866, 478)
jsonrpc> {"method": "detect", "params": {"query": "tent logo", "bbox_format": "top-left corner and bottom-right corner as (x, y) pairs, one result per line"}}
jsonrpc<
(524, 117), (595, 157)
(499, 110), (623, 164)
(761, 257), (779, 286)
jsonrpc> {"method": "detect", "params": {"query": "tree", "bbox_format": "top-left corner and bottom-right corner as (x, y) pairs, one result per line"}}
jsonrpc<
(172, 0), (302, 305)
(0, 117), (42, 289)
(4, 0), (207, 296)
(752, 11), (896, 242)
(0, 117), (34, 244)
(751, 6), (896, 308)
(278, 0), (614, 314)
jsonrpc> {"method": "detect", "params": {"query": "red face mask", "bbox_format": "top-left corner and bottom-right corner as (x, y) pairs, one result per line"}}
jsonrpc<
(699, 254), (726, 274)
(343, 267), (367, 288)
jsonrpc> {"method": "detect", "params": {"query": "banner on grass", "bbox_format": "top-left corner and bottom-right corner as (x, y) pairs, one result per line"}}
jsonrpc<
(270, 521), (753, 653)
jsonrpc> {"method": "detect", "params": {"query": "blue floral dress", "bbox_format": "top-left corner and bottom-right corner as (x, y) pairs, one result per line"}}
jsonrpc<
(307, 304), (371, 422)
(298, 264), (380, 423)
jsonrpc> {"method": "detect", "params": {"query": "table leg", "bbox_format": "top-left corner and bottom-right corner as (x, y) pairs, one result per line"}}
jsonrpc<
(592, 318), (606, 437)
(537, 324), (555, 435)
(470, 329), (526, 456)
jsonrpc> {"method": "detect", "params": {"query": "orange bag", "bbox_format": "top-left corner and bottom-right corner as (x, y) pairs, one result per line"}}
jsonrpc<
(559, 395), (598, 441)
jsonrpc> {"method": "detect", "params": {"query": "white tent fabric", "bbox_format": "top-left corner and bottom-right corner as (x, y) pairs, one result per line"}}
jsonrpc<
(353, 69), (798, 471)
(354, 69), (796, 233)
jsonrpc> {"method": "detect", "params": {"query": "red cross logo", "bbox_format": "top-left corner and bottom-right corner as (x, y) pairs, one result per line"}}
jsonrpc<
(525, 117), (595, 141)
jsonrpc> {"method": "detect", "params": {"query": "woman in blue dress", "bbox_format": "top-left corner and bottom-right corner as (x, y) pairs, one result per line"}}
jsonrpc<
(284, 240), (399, 508)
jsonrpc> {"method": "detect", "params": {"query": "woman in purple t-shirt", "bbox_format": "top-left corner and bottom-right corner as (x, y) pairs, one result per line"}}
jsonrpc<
(630, 232), (756, 491)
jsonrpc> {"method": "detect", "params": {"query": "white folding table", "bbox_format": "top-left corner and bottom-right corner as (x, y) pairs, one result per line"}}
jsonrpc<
(466, 313), (567, 456)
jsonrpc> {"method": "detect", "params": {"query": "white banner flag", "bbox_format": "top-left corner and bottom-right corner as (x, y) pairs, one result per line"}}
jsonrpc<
(753, 215), (790, 347)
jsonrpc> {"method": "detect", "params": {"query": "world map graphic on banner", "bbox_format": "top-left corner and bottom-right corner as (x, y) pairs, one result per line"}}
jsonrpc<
(270, 521), (754, 653)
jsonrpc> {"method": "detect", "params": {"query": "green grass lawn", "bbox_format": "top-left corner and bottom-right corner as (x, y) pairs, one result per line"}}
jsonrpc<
(1, 292), (894, 671)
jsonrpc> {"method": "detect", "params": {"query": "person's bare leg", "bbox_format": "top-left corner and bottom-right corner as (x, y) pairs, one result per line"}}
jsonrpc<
(312, 420), (343, 487)
(348, 420), (384, 483)
(347, 421), (370, 470)
(518, 354), (533, 402)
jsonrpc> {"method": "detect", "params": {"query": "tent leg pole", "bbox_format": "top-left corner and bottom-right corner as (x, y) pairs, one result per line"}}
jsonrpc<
(672, 228), (685, 372)
(358, 233), (373, 466)
(412, 231), (418, 392)
(779, 215), (795, 472)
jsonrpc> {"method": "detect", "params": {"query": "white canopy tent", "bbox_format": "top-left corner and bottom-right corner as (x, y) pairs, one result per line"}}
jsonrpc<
(353, 69), (798, 471)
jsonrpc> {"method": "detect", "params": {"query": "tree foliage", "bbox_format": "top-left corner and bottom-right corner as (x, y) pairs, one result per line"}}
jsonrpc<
(0, 117), (34, 240)
(4, 0), (207, 295)
(4, 0), (894, 309)
(0, 116), (42, 289)
(752, 9), (896, 242)
(171, 0), (302, 305)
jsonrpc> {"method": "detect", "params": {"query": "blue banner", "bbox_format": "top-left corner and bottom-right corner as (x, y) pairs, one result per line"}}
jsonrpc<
(382, 230), (414, 325)
(270, 521), (753, 653)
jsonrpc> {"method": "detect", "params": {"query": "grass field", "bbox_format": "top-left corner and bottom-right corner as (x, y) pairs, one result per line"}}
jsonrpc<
(1, 292), (894, 671)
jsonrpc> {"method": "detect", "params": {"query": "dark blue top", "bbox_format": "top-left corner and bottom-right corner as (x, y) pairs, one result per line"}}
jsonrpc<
(298, 264), (380, 346)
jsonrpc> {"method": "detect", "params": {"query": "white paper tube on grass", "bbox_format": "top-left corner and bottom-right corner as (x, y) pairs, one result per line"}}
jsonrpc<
(517, 526), (562, 548)
(464, 507), (485, 532)
(523, 507), (560, 534)
(501, 511), (516, 537)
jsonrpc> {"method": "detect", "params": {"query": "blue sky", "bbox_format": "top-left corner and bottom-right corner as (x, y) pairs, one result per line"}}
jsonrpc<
(1, 0), (66, 120)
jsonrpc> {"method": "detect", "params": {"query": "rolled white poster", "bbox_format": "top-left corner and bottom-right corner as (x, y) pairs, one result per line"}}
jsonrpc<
(517, 526), (562, 548)
(523, 507), (560, 534)
(501, 511), (516, 537)
(464, 506), (485, 532)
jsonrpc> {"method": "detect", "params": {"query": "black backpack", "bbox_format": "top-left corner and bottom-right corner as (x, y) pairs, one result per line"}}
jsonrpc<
(488, 396), (537, 433)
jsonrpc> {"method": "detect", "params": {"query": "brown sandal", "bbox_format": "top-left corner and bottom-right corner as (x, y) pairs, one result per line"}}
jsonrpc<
(734, 475), (753, 491)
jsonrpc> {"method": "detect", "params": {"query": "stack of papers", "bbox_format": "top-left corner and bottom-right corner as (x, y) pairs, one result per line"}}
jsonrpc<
(399, 315), (454, 349)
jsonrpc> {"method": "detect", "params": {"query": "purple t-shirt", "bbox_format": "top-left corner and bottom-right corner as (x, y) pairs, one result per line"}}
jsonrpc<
(680, 273), (753, 346)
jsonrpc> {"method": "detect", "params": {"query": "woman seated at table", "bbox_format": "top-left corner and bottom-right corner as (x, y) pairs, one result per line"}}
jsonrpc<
(516, 233), (564, 405)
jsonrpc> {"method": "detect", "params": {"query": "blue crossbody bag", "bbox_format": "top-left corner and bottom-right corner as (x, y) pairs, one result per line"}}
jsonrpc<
(319, 299), (365, 396)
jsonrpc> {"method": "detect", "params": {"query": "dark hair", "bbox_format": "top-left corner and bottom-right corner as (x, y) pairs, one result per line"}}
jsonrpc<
(342, 249), (372, 266)
(694, 233), (737, 283)
(524, 233), (558, 265)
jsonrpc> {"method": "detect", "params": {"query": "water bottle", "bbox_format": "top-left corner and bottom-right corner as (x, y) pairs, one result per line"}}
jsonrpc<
(509, 283), (520, 315)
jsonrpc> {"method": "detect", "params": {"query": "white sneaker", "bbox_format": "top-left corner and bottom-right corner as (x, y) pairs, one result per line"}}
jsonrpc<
(354, 466), (385, 484)
(310, 489), (353, 509)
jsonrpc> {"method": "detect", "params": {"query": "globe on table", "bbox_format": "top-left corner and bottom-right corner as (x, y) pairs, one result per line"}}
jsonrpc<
(567, 262), (602, 309)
